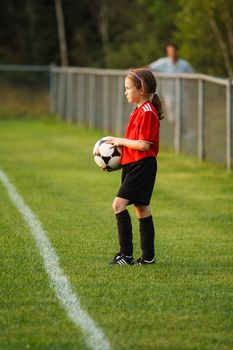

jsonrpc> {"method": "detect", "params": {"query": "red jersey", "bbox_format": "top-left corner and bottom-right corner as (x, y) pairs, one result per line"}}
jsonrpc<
(121, 101), (160, 165)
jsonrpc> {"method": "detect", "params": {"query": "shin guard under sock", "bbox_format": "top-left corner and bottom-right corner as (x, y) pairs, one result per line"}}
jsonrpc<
(139, 215), (155, 260)
(115, 210), (133, 256)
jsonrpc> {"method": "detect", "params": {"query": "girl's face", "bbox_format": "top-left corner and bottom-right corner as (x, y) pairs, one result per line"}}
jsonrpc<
(124, 77), (142, 105)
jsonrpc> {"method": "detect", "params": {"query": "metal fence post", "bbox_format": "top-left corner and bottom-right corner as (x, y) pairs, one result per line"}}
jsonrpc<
(226, 79), (232, 171)
(198, 79), (204, 161)
(49, 63), (56, 113)
(103, 75), (110, 132)
(175, 78), (181, 153)
(116, 75), (124, 135)
(57, 71), (66, 119)
(88, 74), (96, 129)
(77, 74), (84, 124)
(66, 71), (74, 122)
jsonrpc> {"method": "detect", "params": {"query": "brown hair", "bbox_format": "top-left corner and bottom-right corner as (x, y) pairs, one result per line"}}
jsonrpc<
(127, 68), (164, 120)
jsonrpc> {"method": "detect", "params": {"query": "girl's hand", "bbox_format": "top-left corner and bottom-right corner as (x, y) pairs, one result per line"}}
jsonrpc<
(105, 137), (149, 151)
(105, 137), (123, 148)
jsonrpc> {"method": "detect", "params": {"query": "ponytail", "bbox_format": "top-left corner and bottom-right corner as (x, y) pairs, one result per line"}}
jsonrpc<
(152, 93), (164, 120)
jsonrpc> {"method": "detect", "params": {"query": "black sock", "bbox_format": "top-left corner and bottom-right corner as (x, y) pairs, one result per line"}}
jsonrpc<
(139, 216), (155, 260)
(115, 210), (133, 256)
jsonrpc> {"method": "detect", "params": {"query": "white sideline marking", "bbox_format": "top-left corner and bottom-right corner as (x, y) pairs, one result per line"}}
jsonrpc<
(0, 169), (112, 350)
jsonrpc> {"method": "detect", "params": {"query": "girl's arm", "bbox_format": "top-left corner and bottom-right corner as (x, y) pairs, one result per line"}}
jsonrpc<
(106, 137), (151, 151)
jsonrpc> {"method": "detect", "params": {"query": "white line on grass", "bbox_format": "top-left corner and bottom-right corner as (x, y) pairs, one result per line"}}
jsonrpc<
(0, 169), (112, 350)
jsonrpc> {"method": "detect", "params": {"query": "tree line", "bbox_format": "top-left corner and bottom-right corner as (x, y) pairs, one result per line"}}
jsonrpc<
(0, 0), (232, 78)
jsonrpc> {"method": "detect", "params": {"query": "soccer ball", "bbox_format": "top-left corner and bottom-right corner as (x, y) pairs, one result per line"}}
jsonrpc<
(93, 136), (122, 171)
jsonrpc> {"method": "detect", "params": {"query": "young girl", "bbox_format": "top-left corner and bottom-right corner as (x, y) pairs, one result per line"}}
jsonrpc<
(106, 68), (163, 265)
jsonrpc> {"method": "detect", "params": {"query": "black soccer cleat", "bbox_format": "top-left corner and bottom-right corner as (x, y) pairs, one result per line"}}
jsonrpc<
(134, 257), (156, 265)
(109, 253), (134, 266)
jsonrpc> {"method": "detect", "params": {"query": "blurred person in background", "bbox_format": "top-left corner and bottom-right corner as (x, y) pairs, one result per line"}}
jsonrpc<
(148, 44), (194, 122)
(149, 44), (194, 73)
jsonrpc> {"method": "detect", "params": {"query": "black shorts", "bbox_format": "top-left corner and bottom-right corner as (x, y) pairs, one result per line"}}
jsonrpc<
(117, 157), (157, 206)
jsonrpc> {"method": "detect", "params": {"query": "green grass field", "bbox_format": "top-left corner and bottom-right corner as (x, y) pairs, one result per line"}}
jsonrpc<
(0, 116), (233, 350)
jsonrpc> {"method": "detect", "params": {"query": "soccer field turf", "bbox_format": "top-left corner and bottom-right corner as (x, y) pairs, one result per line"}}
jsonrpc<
(0, 117), (233, 350)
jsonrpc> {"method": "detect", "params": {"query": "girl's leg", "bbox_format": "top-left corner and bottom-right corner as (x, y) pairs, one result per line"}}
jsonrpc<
(135, 205), (155, 261)
(134, 205), (151, 219)
(112, 197), (129, 214)
(112, 197), (133, 256)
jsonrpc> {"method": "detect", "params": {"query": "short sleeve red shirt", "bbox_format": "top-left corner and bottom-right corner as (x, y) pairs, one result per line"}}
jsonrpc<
(121, 101), (160, 165)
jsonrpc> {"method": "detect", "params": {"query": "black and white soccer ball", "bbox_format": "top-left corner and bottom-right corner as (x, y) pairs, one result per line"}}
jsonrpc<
(93, 136), (122, 171)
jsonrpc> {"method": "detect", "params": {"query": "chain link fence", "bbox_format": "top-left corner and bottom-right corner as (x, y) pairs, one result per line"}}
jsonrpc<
(50, 66), (232, 171)
(0, 65), (50, 118)
(0, 65), (232, 170)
